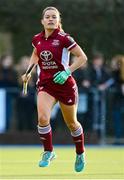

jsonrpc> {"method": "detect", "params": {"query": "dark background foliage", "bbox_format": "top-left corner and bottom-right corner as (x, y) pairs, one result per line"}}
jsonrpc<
(0, 0), (124, 61)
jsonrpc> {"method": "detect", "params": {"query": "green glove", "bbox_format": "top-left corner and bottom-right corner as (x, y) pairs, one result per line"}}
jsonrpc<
(53, 69), (71, 84)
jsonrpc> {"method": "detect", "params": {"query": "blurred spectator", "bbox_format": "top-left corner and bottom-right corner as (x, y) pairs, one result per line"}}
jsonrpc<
(0, 55), (18, 88)
(0, 55), (18, 130)
(110, 55), (124, 144)
(73, 61), (90, 93)
(73, 61), (91, 131)
(15, 56), (37, 131)
(89, 53), (113, 143)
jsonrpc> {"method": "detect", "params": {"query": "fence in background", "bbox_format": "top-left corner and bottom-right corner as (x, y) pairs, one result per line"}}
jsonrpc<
(0, 87), (124, 145)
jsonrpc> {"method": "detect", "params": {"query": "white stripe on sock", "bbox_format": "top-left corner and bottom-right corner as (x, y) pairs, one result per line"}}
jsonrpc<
(71, 125), (83, 137)
(38, 124), (51, 134)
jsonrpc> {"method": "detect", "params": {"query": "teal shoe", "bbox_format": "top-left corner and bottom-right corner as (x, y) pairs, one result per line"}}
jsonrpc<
(75, 153), (85, 172)
(39, 151), (56, 167)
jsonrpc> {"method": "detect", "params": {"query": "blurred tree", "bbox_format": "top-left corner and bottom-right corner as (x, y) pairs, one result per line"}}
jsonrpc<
(0, 0), (124, 62)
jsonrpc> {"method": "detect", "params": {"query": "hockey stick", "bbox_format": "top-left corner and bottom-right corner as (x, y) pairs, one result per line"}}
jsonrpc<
(23, 81), (28, 95)
(22, 63), (35, 95)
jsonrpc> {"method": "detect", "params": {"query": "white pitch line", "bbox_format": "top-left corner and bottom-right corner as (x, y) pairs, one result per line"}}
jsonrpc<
(1, 179), (122, 180)
(0, 160), (122, 164)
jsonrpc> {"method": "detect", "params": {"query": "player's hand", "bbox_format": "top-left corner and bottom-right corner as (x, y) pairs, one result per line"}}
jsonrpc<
(53, 69), (71, 84)
(21, 73), (31, 83)
(21, 73), (31, 95)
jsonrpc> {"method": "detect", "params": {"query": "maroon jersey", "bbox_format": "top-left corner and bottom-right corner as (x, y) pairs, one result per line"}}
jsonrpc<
(32, 28), (77, 85)
(32, 28), (78, 105)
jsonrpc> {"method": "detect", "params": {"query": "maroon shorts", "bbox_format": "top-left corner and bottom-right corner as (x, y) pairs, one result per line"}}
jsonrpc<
(37, 76), (78, 105)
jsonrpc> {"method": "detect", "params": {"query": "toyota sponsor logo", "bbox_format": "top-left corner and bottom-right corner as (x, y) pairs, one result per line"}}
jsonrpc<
(40, 50), (53, 61)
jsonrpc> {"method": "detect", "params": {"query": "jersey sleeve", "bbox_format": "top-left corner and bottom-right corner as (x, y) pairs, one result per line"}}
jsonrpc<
(32, 36), (36, 48)
(64, 35), (77, 50)
(32, 33), (41, 48)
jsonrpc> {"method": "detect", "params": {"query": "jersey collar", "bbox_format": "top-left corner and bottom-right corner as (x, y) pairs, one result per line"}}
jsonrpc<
(40, 28), (60, 39)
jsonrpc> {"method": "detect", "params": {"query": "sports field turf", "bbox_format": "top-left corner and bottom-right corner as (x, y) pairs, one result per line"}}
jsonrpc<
(0, 145), (124, 179)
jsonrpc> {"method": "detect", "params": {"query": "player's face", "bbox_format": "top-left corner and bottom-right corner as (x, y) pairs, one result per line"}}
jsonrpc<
(42, 10), (60, 30)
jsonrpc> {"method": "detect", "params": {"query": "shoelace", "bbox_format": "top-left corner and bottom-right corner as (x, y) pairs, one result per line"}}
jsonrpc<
(76, 155), (82, 165)
(41, 152), (50, 161)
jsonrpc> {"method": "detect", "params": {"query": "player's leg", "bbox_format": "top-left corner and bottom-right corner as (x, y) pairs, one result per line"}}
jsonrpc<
(37, 91), (57, 167)
(59, 102), (85, 172)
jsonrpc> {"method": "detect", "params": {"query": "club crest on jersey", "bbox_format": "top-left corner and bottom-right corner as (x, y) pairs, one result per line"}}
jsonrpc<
(52, 39), (60, 46)
(40, 50), (53, 61)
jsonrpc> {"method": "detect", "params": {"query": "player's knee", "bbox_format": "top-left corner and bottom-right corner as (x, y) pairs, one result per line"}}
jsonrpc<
(38, 114), (49, 126)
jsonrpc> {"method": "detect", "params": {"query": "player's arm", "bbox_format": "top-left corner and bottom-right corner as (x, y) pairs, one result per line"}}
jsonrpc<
(21, 48), (39, 95)
(53, 45), (87, 85)
(69, 45), (87, 73)
(22, 48), (39, 83)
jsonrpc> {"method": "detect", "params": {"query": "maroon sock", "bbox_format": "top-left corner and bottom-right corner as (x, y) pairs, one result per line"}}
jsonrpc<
(38, 125), (53, 152)
(71, 125), (85, 154)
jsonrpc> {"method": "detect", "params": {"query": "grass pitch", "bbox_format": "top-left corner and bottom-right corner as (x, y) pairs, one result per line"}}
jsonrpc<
(0, 145), (124, 179)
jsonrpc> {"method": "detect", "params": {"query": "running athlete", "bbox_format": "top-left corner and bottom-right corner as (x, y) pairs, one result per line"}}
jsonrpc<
(22, 6), (87, 172)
